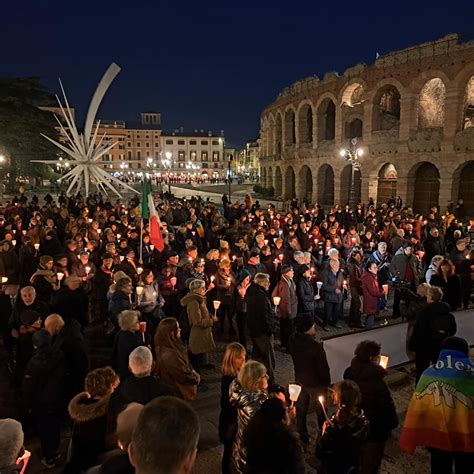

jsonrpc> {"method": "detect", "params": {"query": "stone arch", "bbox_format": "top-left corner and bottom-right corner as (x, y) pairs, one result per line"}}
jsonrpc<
(340, 164), (362, 205)
(317, 164), (335, 206)
(275, 113), (283, 154)
(418, 78), (446, 129)
(316, 98), (336, 141)
(345, 118), (363, 139)
(274, 166), (282, 197)
(261, 167), (267, 188)
(341, 82), (366, 106)
(284, 107), (296, 146)
(453, 161), (474, 215)
(267, 114), (275, 155)
(299, 165), (313, 203)
(297, 102), (313, 144)
(463, 76), (474, 130)
(376, 163), (398, 204)
(285, 166), (296, 199)
(372, 84), (401, 132)
(409, 162), (440, 214)
(267, 166), (274, 189)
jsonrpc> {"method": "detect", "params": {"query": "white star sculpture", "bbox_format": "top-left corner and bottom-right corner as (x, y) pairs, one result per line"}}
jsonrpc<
(33, 63), (139, 198)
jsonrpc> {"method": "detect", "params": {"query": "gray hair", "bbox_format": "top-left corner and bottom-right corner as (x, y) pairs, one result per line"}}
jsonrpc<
(430, 255), (444, 266)
(378, 242), (387, 250)
(328, 248), (339, 257)
(189, 279), (205, 293)
(118, 310), (140, 331)
(254, 272), (270, 286)
(129, 346), (153, 377)
(293, 251), (304, 260)
(0, 418), (24, 467)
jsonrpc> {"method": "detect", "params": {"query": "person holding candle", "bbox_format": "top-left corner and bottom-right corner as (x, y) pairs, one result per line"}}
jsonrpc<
(347, 247), (364, 328)
(315, 380), (369, 474)
(361, 260), (387, 329)
(214, 259), (237, 335)
(321, 257), (345, 329)
(430, 258), (462, 312)
(108, 278), (134, 328)
(218, 342), (246, 474)
(294, 264), (316, 321)
(272, 265), (298, 350)
(30, 255), (60, 305)
(344, 340), (398, 474)
(137, 269), (164, 326)
(180, 279), (217, 373)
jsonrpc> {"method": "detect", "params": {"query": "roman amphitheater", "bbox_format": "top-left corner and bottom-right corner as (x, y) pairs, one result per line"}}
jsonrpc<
(258, 34), (474, 214)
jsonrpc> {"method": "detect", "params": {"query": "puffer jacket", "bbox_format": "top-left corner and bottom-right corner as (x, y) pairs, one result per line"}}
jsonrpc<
(316, 410), (369, 474)
(181, 292), (215, 354)
(229, 379), (268, 474)
(389, 247), (419, 286)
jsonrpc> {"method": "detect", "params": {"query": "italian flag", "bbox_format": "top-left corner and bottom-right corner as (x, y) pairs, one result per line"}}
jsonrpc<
(141, 181), (165, 252)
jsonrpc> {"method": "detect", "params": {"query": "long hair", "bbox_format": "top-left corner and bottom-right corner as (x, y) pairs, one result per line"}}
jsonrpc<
(154, 317), (186, 358)
(238, 360), (266, 392)
(437, 258), (455, 278)
(221, 343), (245, 377)
(333, 380), (362, 424)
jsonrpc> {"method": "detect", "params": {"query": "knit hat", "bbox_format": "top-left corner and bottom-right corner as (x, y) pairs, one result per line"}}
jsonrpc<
(295, 264), (309, 277)
(32, 329), (52, 348)
(0, 418), (24, 467)
(101, 252), (113, 260)
(39, 255), (53, 267)
(20, 310), (41, 327)
(295, 315), (315, 333)
(249, 248), (260, 258)
(281, 264), (293, 274)
(237, 269), (252, 284)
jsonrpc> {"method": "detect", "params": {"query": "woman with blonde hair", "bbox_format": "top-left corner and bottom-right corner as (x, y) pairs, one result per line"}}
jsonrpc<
(214, 259), (236, 335)
(180, 279), (217, 372)
(229, 360), (269, 473)
(218, 343), (246, 474)
(154, 317), (200, 400)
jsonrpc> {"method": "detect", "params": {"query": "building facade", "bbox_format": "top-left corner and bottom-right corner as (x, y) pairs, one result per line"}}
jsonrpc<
(258, 34), (474, 214)
(237, 140), (260, 179)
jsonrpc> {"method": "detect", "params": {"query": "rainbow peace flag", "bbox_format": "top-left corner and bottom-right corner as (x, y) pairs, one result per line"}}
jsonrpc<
(195, 220), (205, 238)
(400, 349), (474, 455)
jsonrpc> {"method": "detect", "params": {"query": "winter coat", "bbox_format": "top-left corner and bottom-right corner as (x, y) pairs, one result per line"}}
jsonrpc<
(108, 292), (131, 324)
(30, 270), (57, 304)
(344, 358), (398, 442)
(430, 274), (462, 311)
(155, 345), (199, 398)
(288, 332), (330, 389)
(214, 269), (235, 305)
(245, 283), (274, 338)
(67, 392), (111, 473)
(361, 271), (385, 316)
(218, 374), (237, 444)
(295, 275), (315, 316)
(316, 410), (369, 474)
(107, 375), (176, 435)
(272, 277), (298, 320)
(22, 346), (65, 410)
(54, 286), (89, 325)
(389, 247), (419, 286)
(369, 250), (392, 285)
(181, 292), (215, 355)
(111, 331), (145, 380)
(408, 301), (457, 365)
(422, 235), (446, 264)
(229, 379), (268, 474)
(321, 266), (344, 304)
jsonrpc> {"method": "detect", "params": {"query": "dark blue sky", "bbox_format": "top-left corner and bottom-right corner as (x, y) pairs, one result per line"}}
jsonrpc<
(2, 1), (474, 147)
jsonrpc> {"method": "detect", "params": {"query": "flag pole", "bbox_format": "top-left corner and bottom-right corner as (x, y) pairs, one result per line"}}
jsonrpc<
(139, 218), (144, 264)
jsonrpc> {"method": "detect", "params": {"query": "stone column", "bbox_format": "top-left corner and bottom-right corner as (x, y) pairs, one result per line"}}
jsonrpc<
(334, 168), (342, 205)
(296, 167), (305, 202)
(443, 88), (463, 139)
(397, 175), (410, 208)
(363, 101), (373, 145)
(438, 175), (453, 211)
(295, 113), (300, 147)
(361, 174), (373, 204)
(399, 94), (416, 141)
(335, 105), (343, 145)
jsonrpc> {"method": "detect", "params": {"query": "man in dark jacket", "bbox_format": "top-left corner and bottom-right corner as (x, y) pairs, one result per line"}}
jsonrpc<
(408, 286), (457, 381)
(295, 264), (315, 319)
(344, 340), (398, 474)
(45, 314), (88, 401)
(107, 346), (176, 436)
(245, 273), (275, 382)
(54, 276), (89, 327)
(423, 227), (446, 266)
(288, 316), (330, 444)
(22, 330), (65, 468)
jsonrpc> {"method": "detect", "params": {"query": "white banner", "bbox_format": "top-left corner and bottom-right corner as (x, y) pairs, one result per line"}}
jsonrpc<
(323, 311), (474, 383)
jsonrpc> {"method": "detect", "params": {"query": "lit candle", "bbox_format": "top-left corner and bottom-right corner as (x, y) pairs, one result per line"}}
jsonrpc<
(210, 275), (215, 282)
(150, 244), (154, 251)
(382, 284), (389, 295)
(22, 230), (26, 235)
(278, 254), (284, 261)
(117, 234), (122, 240)
(136, 286), (144, 296)
(12, 240), (16, 246)
(170, 276), (177, 287)
(97, 228), (102, 234)
(57, 272), (64, 281)
(85, 266), (91, 275)
(318, 395), (329, 421)
(1, 277), (8, 284)
(288, 383), (302, 404)
(379, 355), (389, 369)
(273, 296), (281, 306)
(34, 243), (40, 250)
(137, 267), (143, 275)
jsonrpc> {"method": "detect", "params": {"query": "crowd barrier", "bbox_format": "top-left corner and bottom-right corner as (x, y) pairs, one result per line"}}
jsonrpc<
(322, 310), (474, 383)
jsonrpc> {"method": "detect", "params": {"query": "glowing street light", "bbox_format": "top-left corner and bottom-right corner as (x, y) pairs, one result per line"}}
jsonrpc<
(340, 138), (363, 208)
(161, 152), (172, 194)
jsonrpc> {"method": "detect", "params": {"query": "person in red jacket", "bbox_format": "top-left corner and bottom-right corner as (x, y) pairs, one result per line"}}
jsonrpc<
(361, 260), (387, 329)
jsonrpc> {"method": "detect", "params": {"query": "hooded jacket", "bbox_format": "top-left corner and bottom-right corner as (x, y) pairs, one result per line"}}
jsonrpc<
(361, 270), (385, 315)
(181, 292), (215, 354)
(229, 379), (268, 474)
(344, 358), (398, 441)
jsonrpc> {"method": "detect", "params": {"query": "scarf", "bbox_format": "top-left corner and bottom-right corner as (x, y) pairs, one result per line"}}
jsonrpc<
(400, 349), (474, 454)
(30, 269), (56, 285)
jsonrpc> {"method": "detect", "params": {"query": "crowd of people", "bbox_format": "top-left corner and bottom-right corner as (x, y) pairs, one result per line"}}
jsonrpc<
(0, 189), (472, 474)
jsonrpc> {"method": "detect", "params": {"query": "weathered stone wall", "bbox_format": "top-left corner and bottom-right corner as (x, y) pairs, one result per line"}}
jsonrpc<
(258, 34), (474, 213)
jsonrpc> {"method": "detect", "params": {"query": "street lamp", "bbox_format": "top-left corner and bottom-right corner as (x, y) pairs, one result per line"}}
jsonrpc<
(227, 154), (233, 203)
(340, 138), (363, 208)
(161, 151), (172, 194)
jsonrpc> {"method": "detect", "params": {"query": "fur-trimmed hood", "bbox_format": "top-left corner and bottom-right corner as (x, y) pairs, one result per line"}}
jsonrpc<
(68, 391), (111, 423)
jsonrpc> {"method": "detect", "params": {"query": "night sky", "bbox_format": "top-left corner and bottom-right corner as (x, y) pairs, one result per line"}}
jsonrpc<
(2, 1), (474, 147)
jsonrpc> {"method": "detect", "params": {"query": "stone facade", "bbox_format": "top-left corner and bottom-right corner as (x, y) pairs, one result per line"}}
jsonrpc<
(258, 34), (474, 214)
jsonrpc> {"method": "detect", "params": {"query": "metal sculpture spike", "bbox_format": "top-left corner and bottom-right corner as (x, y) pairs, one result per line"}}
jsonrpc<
(33, 63), (139, 197)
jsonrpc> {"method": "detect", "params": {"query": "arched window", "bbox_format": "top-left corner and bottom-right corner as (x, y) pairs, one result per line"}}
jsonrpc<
(317, 99), (336, 141)
(373, 85), (401, 131)
(463, 76), (474, 130)
(284, 109), (296, 146)
(298, 104), (313, 144)
(418, 78), (446, 129)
